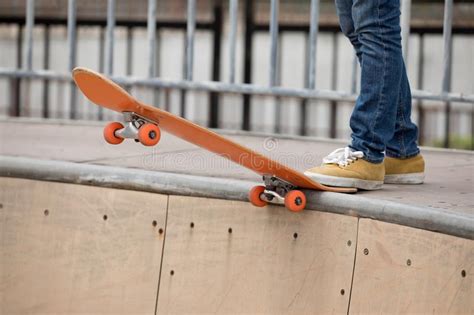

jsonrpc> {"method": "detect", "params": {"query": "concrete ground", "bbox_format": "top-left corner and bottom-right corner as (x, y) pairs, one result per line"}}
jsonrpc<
(1, 118), (472, 215)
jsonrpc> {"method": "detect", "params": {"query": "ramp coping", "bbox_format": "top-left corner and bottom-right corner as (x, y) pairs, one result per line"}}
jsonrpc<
(1, 155), (472, 240)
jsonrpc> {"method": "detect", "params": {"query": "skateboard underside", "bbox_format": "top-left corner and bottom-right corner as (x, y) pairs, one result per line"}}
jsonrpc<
(72, 66), (357, 212)
(104, 111), (308, 211)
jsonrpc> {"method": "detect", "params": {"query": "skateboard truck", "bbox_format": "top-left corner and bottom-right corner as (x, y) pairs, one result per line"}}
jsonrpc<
(249, 175), (307, 212)
(103, 112), (161, 146)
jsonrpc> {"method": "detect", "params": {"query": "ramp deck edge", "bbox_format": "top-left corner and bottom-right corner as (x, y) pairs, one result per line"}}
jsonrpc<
(1, 155), (472, 240)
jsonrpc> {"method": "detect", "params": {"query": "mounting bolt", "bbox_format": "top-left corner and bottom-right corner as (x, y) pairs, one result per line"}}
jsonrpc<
(363, 248), (369, 255)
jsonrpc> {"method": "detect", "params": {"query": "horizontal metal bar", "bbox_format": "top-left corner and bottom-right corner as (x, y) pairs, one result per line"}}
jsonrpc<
(0, 68), (473, 104)
(2, 15), (474, 35)
(0, 17), (216, 30)
(251, 22), (474, 35)
(1, 155), (473, 240)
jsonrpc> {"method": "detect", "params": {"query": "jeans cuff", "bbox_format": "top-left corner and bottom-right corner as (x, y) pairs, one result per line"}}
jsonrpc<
(385, 148), (420, 159)
(362, 156), (384, 164)
(349, 143), (384, 164)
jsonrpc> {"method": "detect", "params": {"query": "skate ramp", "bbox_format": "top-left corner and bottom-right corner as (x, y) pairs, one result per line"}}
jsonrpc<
(1, 177), (472, 314)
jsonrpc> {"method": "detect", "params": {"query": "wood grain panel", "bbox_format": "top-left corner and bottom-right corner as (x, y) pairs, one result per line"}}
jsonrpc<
(157, 196), (358, 314)
(350, 219), (473, 314)
(0, 178), (167, 314)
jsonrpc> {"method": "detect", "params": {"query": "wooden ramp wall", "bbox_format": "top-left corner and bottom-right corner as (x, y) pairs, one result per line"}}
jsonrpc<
(0, 178), (472, 314)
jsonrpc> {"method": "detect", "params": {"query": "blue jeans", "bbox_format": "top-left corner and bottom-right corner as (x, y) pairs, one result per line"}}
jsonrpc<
(335, 0), (420, 163)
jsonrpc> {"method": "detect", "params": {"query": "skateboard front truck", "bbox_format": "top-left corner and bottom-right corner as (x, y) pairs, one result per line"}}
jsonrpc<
(249, 175), (307, 212)
(103, 112), (161, 147)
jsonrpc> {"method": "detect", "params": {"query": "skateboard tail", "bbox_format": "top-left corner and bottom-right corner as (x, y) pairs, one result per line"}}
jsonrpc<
(72, 67), (139, 113)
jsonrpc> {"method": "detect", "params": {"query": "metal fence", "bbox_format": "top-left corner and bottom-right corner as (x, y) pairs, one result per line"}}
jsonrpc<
(0, 0), (473, 148)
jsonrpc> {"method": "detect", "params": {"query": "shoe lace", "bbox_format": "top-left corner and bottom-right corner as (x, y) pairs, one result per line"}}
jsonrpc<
(322, 147), (364, 167)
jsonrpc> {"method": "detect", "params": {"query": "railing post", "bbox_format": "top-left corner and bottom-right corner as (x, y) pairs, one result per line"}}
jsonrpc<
(126, 27), (133, 76)
(185, 0), (196, 81)
(10, 24), (23, 117)
(228, 0), (238, 84)
(105, 0), (115, 76)
(147, 0), (156, 78)
(100, 0), (116, 120)
(22, 0), (35, 117)
(416, 33), (425, 145)
(42, 24), (50, 118)
(67, 0), (77, 119)
(400, 0), (411, 60)
(242, 0), (254, 131)
(269, 0), (279, 87)
(441, 0), (453, 148)
(329, 32), (338, 139)
(307, 0), (319, 90)
(209, 3), (223, 128)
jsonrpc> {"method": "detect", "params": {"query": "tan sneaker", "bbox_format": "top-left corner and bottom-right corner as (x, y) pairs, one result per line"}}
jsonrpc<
(384, 154), (425, 184)
(304, 147), (384, 190)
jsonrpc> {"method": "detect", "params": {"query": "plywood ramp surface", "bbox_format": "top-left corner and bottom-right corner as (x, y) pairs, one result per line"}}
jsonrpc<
(349, 219), (473, 314)
(157, 196), (358, 314)
(0, 178), (168, 315)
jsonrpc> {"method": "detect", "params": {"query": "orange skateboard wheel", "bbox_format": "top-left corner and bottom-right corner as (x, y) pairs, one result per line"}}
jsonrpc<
(284, 190), (306, 212)
(103, 122), (124, 145)
(138, 123), (161, 146)
(249, 185), (267, 207)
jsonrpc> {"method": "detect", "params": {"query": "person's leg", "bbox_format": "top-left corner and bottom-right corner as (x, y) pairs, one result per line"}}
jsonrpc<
(348, 0), (404, 164)
(304, 0), (386, 190)
(384, 61), (425, 184)
(385, 61), (420, 158)
(337, 0), (419, 161)
(335, 0), (362, 62)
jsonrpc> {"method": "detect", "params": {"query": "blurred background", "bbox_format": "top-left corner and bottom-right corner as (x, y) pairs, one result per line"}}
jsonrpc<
(0, 0), (473, 149)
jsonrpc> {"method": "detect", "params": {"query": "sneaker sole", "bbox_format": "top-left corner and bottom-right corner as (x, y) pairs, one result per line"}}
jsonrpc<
(384, 172), (425, 184)
(304, 172), (383, 190)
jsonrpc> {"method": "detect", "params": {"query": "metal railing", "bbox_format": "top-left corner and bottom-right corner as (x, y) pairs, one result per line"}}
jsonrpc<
(0, 0), (473, 147)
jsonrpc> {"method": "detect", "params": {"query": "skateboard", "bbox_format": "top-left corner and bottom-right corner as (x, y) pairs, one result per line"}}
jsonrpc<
(72, 67), (356, 212)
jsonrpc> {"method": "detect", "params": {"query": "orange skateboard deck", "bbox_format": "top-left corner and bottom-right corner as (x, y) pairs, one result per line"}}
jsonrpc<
(72, 67), (356, 212)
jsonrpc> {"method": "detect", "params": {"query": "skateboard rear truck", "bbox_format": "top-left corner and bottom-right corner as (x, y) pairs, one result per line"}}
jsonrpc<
(103, 112), (161, 146)
(249, 175), (307, 212)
